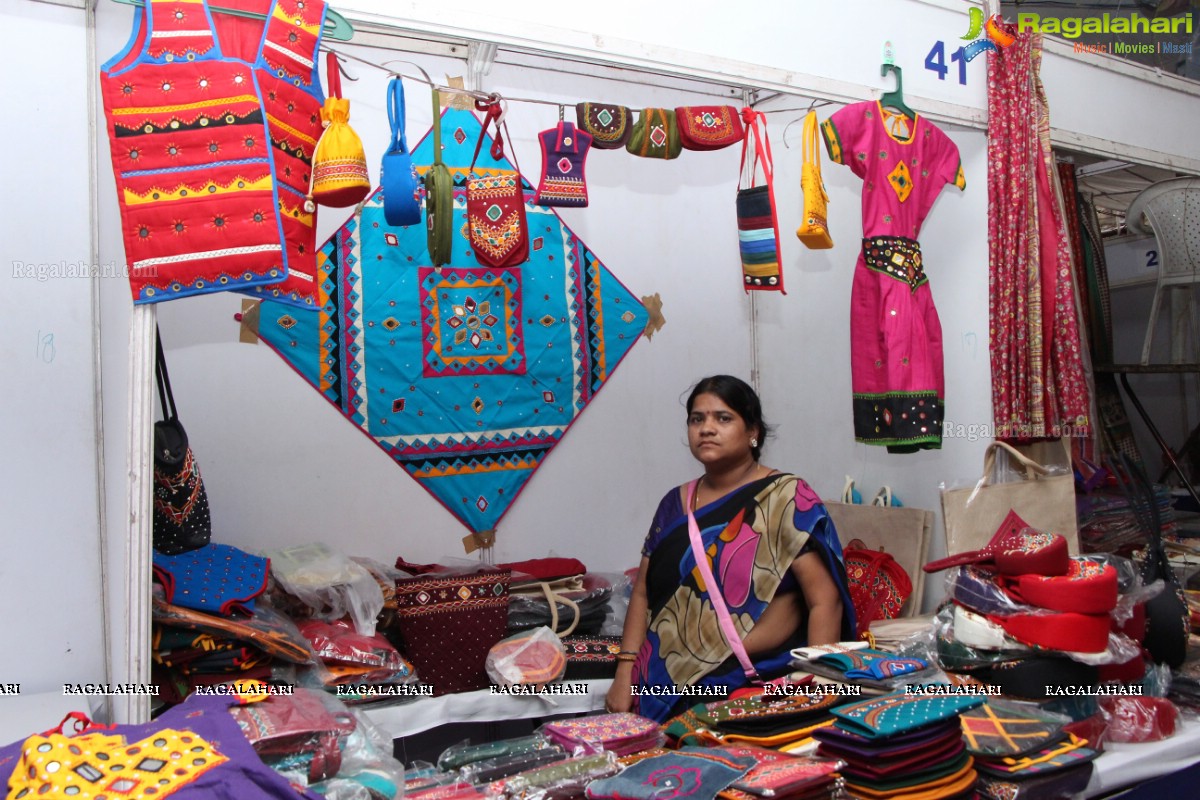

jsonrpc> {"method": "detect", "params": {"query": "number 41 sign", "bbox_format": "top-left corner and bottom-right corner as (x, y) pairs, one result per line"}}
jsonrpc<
(926, 42), (970, 85)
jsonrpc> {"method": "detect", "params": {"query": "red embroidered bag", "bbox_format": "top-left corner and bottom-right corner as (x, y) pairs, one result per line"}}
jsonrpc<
(675, 105), (745, 151)
(391, 568), (512, 695)
(842, 539), (912, 637)
(465, 98), (529, 268)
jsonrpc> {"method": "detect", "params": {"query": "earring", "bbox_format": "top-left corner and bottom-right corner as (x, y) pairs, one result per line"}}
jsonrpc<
(750, 438), (759, 448)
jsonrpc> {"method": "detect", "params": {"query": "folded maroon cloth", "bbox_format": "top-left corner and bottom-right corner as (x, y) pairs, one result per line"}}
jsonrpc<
(500, 557), (589, 582)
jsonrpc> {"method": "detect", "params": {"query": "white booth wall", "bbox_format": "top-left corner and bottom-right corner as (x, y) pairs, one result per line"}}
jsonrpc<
(2, 0), (1198, 706)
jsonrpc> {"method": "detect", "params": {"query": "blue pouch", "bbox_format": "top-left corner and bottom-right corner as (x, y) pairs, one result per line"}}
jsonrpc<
(381, 77), (421, 226)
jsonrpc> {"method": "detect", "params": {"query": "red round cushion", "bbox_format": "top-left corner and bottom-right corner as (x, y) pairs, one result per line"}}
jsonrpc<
(999, 558), (1119, 614)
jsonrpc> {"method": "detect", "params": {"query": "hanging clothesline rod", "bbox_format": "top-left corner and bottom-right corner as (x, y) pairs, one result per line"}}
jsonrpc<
(328, 46), (839, 115)
(110, 0), (355, 41)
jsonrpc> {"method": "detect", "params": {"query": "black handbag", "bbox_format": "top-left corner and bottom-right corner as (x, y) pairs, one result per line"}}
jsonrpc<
(152, 329), (211, 555)
(1110, 453), (1188, 668)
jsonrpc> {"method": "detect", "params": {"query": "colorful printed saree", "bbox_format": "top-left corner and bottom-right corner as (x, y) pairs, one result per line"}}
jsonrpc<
(633, 474), (856, 721)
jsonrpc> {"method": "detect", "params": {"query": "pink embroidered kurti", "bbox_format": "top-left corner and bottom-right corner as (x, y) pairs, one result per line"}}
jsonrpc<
(822, 101), (965, 452)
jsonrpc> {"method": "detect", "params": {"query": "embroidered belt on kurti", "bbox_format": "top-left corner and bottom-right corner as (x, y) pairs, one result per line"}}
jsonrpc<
(861, 236), (925, 292)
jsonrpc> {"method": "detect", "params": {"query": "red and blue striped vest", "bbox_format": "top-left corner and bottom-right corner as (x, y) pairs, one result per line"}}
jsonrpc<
(100, 0), (325, 306)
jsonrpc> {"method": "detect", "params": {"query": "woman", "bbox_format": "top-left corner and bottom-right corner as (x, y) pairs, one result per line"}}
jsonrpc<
(606, 375), (856, 721)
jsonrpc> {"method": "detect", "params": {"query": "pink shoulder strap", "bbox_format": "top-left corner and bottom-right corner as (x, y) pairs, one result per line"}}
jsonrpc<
(685, 480), (761, 684)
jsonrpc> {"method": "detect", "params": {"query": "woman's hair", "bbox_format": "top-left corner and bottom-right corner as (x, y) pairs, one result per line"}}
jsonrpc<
(686, 375), (771, 460)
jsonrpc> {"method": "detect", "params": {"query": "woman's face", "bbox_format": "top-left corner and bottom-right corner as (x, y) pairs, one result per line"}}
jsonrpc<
(687, 392), (757, 467)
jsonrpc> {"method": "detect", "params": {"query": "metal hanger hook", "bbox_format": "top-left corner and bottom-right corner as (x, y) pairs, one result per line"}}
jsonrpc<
(326, 50), (358, 81)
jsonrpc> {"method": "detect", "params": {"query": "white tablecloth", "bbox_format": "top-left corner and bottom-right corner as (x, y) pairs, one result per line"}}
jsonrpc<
(362, 679), (612, 738)
(1083, 714), (1200, 797)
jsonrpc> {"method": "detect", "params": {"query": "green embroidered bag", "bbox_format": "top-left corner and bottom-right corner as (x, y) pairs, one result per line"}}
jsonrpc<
(425, 90), (454, 266)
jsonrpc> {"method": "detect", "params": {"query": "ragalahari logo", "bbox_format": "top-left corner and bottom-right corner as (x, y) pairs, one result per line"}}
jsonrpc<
(961, 7), (1017, 61)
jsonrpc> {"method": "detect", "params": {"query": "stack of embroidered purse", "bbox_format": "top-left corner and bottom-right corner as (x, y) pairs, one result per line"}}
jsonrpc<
(934, 580), (1110, 697)
(972, 732), (1098, 799)
(713, 745), (845, 800)
(814, 691), (986, 799)
(586, 747), (757, 800)
(541, 712), (664, 756)
(791, 647), (938, 692)
(691, 689), (850, 747)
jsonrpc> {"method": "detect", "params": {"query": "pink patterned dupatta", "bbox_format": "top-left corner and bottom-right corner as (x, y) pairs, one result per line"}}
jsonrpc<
(987, 33), (1091, 442)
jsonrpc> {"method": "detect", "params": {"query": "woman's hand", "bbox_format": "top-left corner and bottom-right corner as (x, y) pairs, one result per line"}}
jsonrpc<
(605, 557), (651, 713)
(605, 663), (634, 713)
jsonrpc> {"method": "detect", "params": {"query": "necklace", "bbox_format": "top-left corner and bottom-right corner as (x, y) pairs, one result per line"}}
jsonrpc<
(693, 461), (760, 511)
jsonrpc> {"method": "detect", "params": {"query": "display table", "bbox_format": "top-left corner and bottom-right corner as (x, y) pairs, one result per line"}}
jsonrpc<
(1083, 715), (1200, 798)
(358, 678), (1200, 794)
(362, 679), (612, 738)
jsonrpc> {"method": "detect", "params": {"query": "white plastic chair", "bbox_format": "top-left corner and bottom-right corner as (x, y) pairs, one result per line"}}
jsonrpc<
(1126, 177), (1200, 365)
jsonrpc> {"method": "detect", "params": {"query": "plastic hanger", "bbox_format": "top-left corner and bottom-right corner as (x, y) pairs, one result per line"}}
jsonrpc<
(879, 63), (915, 120)
(111, 0), (355, 42)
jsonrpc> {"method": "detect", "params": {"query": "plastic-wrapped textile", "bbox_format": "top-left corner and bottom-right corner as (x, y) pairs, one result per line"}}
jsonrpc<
(486, 752), (620, 800)
(152, 595), (315, 664)
(540, 713), (664, 757)
(298, 617), (415, 678)
(230, 687), (357, 782)
(459, 748), (570, 784)
(266, 542), (385, 636)
(438, 735), (555, 772)
(487, 627), (567, 687)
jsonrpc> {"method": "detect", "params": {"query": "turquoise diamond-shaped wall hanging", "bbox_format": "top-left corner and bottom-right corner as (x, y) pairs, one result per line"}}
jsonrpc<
(255, 108), (649, 536)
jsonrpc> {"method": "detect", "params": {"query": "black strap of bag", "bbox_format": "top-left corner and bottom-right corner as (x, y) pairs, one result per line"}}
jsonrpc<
(1109, 452), (1188, 668)
(154, 327), (188, 468)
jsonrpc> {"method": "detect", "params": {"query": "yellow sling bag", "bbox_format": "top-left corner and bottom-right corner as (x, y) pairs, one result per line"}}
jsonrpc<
(795, 110), (833, 249)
